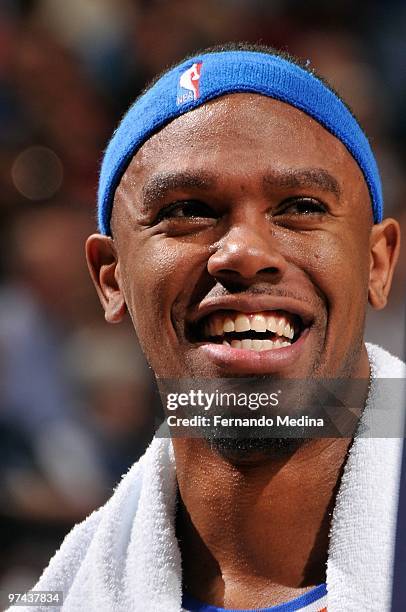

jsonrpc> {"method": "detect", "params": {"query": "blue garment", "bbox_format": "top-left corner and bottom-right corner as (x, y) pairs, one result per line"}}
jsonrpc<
(182, 583), (327, 612)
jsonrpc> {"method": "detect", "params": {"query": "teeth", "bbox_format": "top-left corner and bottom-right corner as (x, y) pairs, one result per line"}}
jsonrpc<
(276, 319), (285, 336)
(252, 339), (263, 351)
(214, 317), (224, 336)
(230, 340), (292, 349)
(262, 339), (275, 351)
(241, 338), (252, 349)
(284, 323), (294, 339)
(251, 314), (267, 332)
(267, 316), (278, 334)
(203, 311), (297, 341)
(223, 318), (235, 333)
(234, 314), (250, 332)
(225, 337), (291, 351)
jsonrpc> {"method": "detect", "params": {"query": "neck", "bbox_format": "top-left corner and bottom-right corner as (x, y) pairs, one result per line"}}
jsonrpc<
(174, 436), (350, 608)
(173, 347), (371, 608)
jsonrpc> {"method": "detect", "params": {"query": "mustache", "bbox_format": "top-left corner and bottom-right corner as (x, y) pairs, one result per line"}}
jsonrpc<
(199, 283), (315, 305)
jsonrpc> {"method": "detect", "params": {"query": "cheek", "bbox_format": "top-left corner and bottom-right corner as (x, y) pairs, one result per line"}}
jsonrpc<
(289, 230), (370, 320)
(121, 236), (207, 349)
(126, 240), (180, 326)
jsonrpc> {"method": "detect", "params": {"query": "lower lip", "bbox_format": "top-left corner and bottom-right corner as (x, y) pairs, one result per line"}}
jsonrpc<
(196, 329), (310, 374)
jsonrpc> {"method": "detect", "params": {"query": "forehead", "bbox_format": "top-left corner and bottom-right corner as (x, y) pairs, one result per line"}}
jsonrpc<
(117, 93), (368, 204)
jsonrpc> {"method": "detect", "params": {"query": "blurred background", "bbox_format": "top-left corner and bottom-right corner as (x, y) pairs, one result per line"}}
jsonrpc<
(0, 0), (405, 599)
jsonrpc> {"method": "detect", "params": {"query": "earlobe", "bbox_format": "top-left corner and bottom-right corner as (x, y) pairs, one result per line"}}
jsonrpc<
(368, 218), (401, 310)
(85, 234), (127, 323)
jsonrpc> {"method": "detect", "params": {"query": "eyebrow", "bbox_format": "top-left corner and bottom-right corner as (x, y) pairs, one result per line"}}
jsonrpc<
(139, 166), (341, 213)
(140, 170), (219, 211)
(263, 168), (341, 198)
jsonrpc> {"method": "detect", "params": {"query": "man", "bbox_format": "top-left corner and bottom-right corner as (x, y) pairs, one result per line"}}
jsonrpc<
(14, 44), (404, 612)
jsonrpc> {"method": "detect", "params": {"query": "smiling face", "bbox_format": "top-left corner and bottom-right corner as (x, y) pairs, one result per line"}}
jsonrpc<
(87, 93), (399, 380)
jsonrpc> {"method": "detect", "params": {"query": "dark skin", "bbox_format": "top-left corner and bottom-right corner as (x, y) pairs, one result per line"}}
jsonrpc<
(86, 94), (400, 607)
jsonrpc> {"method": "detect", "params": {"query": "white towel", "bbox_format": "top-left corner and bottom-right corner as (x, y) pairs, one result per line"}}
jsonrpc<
(10, 343), (405, 612)
(327, 344), (405, 611)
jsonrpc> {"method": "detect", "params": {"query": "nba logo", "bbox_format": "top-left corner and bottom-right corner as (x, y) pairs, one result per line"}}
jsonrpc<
(177, 62), (202, 105)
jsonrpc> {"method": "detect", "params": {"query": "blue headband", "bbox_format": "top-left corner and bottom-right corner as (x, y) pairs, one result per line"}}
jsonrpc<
(98, 50), (383, 234)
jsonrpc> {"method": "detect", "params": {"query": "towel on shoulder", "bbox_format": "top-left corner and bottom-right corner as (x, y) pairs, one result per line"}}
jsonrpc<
(9, 343), (405, 612)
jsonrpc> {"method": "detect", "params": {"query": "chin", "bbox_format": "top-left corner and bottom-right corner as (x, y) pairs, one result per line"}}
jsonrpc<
(208, 437), (306, 464)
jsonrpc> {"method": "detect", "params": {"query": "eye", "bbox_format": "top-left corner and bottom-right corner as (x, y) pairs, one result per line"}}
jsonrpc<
(277, 197), (327, 215)
(157, 200), (217, 222)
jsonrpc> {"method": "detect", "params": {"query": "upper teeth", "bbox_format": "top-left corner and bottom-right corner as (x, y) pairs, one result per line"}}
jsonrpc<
(204, 312), (295, 340)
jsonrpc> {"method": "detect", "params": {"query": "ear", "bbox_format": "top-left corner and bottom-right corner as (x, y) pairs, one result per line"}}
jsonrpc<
(85, 234), (127, 323)
(368, 218), (401, 310)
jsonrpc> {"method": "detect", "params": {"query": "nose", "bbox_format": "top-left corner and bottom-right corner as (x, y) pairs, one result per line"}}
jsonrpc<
(207, 220), (287, 283)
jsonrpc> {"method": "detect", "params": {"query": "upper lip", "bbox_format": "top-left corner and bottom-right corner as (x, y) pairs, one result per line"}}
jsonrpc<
(186, 294), (315, 327)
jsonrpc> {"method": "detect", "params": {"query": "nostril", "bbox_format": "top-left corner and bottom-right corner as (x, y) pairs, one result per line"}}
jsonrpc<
(215, 269), (240, 277)
(212, 266), (282, 283)
(262, 267), (280, 274)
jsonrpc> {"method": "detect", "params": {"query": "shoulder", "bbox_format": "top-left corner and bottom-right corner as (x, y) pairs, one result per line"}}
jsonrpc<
(20, 443), (153, 601)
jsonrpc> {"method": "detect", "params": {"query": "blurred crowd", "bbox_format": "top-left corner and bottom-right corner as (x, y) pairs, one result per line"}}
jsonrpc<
(0, 0), (405, 598)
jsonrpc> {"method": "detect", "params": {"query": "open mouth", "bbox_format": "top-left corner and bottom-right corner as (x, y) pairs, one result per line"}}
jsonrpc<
(190, 310), (304, 352)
